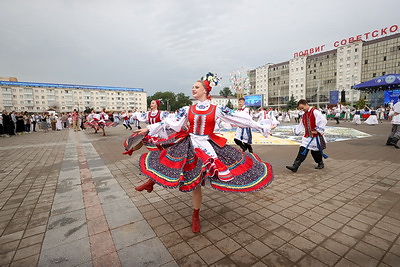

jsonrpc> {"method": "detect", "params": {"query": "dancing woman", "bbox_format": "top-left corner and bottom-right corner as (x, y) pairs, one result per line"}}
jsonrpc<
(122, 100), (169, 157)
(133, 73), (274, 233)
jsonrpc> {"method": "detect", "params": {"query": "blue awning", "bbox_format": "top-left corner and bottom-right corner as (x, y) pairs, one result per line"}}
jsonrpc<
(353, 74), (400, 91)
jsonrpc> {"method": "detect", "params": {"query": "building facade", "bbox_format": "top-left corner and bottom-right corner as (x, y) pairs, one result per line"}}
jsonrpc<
(252, 32), (400, 108)
(0, 80), (147, 112)
(268, 61), (289, 107)
(305, 50), (337, 105)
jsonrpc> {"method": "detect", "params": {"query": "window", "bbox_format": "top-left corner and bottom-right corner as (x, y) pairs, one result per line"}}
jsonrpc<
(383, 56), (387, 61)
(365, 60), (368, 64)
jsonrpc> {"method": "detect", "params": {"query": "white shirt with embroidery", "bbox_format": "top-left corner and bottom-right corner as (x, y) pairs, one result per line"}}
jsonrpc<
(294, 108), (327, 151)
(147, 100), (272, 158)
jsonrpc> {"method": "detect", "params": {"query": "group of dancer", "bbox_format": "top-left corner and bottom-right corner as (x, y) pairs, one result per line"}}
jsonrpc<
(121, 73), (328, 233)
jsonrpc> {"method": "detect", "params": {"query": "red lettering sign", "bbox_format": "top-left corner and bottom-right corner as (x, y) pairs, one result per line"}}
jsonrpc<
(293, 25), (399, 58)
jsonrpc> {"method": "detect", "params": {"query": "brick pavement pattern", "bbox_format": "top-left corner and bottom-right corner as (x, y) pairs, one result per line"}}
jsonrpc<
(0, 120), (399, 266)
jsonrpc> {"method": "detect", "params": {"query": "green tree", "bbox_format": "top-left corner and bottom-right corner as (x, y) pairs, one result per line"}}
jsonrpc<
(355, 97), (367, 109)
(173, 93), (193, 111)
(147, 91), (175, 111)
(147, 91), (192, 111)
(286, 94), (297, 110)
(219, 87), (234, 97)
(226, 100), (233, 109)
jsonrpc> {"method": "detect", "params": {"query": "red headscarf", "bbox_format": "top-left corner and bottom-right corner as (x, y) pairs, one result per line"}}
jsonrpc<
(154, 100), (161, 106)
(201, 80), (212, 100)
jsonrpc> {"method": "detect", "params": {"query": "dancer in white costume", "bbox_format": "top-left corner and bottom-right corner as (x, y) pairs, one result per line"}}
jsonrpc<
(364, 106), (379, 125)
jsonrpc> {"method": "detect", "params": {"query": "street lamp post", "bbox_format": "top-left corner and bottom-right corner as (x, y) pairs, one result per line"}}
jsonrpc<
(277, 89), (280, 110)
(351, 75), (355, 107)
(164, 99), (170, 111)
(317, 81), (320, 109)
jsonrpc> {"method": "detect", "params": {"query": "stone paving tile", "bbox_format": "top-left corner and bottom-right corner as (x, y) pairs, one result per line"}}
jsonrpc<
(2, 121), (400, 266)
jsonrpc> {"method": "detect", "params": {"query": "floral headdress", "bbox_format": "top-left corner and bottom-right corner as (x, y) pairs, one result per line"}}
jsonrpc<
(199, 72), (221, 99)
(154, 99), (162, 106)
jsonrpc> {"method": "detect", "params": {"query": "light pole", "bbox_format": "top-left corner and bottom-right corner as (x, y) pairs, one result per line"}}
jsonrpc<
(317, 81), (320, 109)
(164, 99), (170, 111)
(350, 75), (355, 107)
(277, 89), (280, 110)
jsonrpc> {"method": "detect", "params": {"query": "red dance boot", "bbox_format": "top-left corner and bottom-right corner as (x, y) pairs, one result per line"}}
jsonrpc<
(135, 179), (155, 193)
(122, 148), (134, 156)
(192, 209), (200, 233)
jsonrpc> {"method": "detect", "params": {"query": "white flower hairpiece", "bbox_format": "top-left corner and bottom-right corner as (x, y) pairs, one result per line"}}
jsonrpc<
(200, 72), (221, 87)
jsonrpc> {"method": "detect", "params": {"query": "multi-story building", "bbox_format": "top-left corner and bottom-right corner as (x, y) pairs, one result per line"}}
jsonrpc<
(289, 56), (307, 101)
(361, 33), (400, 80)
(251, 32), (400, 108)
(305, 50), (337, 105)
(248, 69), (256, 95)
(336, 41), (363, 104)
(0, 79), (147, 112)
(268, 61), (289, 107)
(255, 63), (272, 106)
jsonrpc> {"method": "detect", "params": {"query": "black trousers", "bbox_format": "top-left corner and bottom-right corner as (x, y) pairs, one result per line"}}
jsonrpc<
(234, 138), (253, 153)
(295, 146), (323, 164)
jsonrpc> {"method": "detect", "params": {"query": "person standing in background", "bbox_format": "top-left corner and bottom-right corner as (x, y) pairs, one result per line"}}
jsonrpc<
(234, 98), (254, 153)
(72, 109), (80, 131)
(386, 95), (400, 149)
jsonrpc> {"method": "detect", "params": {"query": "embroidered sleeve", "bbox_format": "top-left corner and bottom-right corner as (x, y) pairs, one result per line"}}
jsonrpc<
(314, 109), (327, 134)
(161, 111), (169, 120)
(147, 106), (189, 135)
(216, 105), (272, 137)
(218, 106), (235, 116)
(134, 112), (148, 122)
(293, 120), (304, 136)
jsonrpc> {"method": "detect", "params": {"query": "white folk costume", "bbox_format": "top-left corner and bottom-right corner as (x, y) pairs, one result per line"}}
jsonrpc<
(123, 109), (169, 156)
(364, 109), (379, 125)
(120, 112), (132, 130)
(254, 109), (279, 128)
(377, 107), (386, 120)
(352, 110), (362, 125)
(386, 98), (400, 149)
(85, 111), (115, 134)
(139, 100), (273, 192)
(55, 115), (63, 130)
(135, 110), (169, 127)
(286, 107), (327, 172)
(234, 106), (254, 153)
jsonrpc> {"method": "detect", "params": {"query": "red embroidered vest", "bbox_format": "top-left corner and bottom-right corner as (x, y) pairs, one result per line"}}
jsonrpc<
(302, 107), (317, 137)
(148, 110), (162, 125)
(188, 105), (216, 135)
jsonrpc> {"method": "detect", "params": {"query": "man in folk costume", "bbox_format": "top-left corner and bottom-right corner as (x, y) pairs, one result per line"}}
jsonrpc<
(386, 95), (400, 149)
(286, 99), (328, 172)
(234, 98), (254, 153)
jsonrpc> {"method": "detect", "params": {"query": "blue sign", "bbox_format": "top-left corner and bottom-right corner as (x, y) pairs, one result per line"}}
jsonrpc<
(329, 91), (339, 104)
(384, 89), (400, 105)
(245, 95), (262, 107)
(0, 81), (144, 92)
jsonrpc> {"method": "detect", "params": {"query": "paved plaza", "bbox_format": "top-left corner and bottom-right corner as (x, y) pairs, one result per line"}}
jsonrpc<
(0, 120), (399, 266)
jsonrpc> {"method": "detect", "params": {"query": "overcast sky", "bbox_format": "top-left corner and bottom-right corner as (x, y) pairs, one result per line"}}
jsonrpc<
(1, 0), (398, 96)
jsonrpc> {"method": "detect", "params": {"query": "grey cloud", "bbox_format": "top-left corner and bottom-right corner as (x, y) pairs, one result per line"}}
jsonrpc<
(0, 0), (398, 95)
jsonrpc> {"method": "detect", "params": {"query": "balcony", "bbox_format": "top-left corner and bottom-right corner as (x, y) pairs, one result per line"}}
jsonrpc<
(24, 94), (34, 100)
(24, 100), (34, 107)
